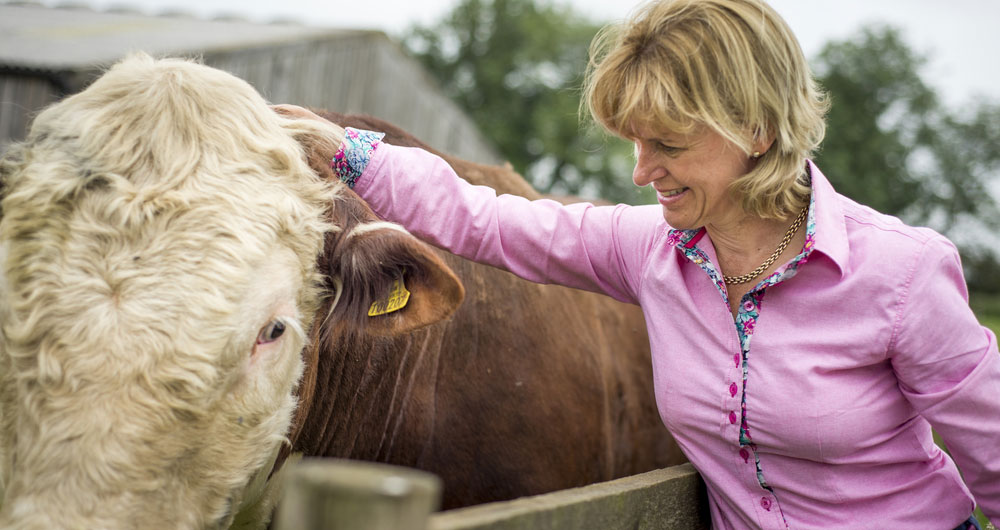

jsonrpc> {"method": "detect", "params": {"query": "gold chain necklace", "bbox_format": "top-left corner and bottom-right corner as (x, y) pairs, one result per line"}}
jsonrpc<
(722, 205), (808, 285)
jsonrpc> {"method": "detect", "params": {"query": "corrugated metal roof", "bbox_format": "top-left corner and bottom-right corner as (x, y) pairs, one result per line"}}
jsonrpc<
(0, 3), (363, 71)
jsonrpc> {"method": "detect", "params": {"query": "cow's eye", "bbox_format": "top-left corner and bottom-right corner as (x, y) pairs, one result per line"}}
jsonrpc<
(256, 320), (286, 344)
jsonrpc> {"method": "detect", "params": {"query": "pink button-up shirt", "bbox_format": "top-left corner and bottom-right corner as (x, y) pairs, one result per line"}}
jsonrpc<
(344, 136), (1000, 529)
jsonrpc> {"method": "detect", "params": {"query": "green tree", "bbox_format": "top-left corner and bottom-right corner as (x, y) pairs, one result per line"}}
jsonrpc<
(814, 25), (1000, 233)
(402, 0), (645, 204)
(814, 26), (1000, 292)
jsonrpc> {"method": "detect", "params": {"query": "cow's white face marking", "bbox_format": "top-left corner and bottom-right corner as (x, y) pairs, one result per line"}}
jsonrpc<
(0, 55), (336, 529)
(345, 220), (410, 240)
(245, 249), (305, 364)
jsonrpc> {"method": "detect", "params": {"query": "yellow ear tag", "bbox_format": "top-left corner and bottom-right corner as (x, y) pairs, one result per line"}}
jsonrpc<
(368, 276), (411, 317)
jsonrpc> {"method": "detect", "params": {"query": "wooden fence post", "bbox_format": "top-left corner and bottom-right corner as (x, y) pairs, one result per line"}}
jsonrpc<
(274, 458), (441, 530)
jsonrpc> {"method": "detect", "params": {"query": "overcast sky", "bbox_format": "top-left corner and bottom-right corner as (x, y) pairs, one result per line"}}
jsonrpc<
(33, 0), (1000, 109)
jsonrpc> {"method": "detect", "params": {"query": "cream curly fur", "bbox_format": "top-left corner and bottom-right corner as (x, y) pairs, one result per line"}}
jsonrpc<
(0, 54), (344, 529)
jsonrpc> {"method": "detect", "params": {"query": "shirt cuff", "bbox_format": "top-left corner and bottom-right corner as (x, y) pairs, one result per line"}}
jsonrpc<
(330, 127), (386, 188)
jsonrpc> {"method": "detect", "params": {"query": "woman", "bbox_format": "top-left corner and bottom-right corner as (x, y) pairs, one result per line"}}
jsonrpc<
(279, 0), (999, 527)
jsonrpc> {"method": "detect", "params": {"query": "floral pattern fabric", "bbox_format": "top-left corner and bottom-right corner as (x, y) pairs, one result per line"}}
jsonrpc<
(331, 127), (385, 188)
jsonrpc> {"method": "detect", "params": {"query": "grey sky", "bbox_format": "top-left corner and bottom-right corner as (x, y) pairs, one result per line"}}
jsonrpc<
(29, 0), (1000, 108)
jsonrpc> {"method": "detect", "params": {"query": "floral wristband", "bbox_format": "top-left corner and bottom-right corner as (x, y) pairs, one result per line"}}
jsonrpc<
(330, 127), (386, 188)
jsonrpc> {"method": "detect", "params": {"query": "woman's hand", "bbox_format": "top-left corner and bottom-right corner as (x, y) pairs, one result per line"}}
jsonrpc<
(271, 103), (328, 124)
(272, 104), (346, 175)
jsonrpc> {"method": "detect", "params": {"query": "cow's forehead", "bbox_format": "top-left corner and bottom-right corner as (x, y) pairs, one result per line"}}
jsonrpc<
(0, 58), (334, 375)
(1, 200), (299, 387)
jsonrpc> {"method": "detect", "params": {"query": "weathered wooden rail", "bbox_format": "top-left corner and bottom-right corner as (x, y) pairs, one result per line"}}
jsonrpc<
(274, 459), (711, 530)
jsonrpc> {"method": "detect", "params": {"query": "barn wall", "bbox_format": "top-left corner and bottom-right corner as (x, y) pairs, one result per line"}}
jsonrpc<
(201, 33), (501, 165)
(0, 72), (62, 152)
(1, 26), (501, 165)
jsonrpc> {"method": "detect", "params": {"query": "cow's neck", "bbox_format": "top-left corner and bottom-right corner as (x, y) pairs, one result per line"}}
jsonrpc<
(293, 328), (444, 465)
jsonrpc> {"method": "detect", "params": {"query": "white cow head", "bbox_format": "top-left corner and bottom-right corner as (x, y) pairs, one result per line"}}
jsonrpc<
(0, 54), (453, 529)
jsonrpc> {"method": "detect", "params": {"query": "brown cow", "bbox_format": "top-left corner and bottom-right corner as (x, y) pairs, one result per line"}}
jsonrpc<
(280, 110), (685, 511)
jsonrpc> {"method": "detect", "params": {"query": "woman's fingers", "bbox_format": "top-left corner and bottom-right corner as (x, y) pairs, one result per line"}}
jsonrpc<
(271, 104), (326, 123)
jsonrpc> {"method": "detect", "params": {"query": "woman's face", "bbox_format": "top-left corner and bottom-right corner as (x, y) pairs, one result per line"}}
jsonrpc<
(630, 122), (755, 231)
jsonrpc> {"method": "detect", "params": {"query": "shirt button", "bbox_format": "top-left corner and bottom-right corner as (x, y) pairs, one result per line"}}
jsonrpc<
(729, 382), (738, 397)
(739, 448), (750, 463)
(733, 353), (740, 367)
(728, 411), (737, 424)
(760, 497), (772, 511)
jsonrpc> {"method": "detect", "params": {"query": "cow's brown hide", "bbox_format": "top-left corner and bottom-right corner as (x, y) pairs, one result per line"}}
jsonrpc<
(282, 111), (686, 510)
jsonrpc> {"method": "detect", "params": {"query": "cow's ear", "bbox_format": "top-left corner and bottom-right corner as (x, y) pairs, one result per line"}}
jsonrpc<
(321, 222), (464, 336)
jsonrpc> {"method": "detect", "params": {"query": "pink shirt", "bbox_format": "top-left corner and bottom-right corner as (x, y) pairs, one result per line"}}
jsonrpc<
(344, 136), (1000, 529)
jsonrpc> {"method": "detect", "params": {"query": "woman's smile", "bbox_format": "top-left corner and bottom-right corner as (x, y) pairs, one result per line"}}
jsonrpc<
(656, 187), (689, 206)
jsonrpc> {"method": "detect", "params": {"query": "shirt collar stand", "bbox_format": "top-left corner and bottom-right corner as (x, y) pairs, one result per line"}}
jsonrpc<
(806, 160), (850, 278)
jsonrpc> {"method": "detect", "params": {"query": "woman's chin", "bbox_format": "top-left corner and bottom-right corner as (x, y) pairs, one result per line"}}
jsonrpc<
(660, 207), (698, 231)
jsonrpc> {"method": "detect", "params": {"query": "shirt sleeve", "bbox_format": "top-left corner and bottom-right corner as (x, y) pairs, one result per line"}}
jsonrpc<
(333, 128), (663, 304)
(889, 235), (1000, 524)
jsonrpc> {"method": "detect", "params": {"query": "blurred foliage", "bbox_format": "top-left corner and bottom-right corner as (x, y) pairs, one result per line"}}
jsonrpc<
(971, 294), (1000, 338)
(402, 0), (647, 204)
(813, 26), (1000, 231)
(964, 247), (1000, 294)
(813, 26), (1000, 292)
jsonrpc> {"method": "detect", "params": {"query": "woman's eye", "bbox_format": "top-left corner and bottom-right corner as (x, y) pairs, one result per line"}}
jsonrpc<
(658, 142), (683, 154)
(256, 320), (286, 344)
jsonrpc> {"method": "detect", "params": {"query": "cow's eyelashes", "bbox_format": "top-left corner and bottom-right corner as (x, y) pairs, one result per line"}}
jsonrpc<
(256, 320), (286, 345)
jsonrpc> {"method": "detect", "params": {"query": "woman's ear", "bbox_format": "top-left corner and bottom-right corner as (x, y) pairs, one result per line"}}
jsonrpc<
(751, 127), (776, 157)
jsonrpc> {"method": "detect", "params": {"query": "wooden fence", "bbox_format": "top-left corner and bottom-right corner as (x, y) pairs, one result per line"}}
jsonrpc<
(273, 459), (711, 530)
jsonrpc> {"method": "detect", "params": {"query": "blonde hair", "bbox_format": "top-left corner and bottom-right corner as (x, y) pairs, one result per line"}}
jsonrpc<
(583, 0), (828, 219)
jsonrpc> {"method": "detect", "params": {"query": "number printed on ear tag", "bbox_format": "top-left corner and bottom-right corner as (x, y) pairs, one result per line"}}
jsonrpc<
(368, 276), (411, 317)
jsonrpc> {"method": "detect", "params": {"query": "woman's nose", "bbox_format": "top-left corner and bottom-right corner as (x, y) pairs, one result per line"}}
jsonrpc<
(632, 145), (660, 187)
